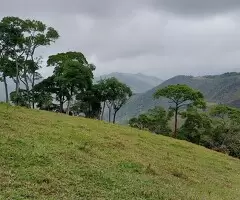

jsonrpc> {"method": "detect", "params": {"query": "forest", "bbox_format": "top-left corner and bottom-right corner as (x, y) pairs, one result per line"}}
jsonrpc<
(0, 16), (239, 159)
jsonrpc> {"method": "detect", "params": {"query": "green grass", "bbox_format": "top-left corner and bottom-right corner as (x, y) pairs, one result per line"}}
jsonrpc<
(0, 103), (239, 200)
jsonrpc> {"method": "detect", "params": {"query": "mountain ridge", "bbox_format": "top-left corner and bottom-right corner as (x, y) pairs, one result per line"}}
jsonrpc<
(116, 72), (240, 123)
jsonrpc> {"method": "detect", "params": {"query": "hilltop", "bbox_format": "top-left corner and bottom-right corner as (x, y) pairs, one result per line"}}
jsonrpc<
(116, 72), (240, 123)
(95, 72), (163, 93)
(0, 103), (239, 199)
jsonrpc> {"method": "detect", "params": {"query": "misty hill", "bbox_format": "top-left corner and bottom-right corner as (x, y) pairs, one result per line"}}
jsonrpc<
(116, 72), (240, 123)
(0, 103), (239, 199)
(95, 72), (163, 93)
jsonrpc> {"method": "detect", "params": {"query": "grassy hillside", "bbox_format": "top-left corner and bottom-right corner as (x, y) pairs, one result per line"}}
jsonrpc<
(116, 73), (240, 123)
(0, 104), (239, 199)
(95, 72), (163, 93)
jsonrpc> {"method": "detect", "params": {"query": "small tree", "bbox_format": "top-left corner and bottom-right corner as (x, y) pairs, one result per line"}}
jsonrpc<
(103, 77), (132, 123)
(154, 84), (206, 137)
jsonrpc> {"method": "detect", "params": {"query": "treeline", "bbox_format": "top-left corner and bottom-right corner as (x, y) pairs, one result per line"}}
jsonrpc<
(129, 84), (240, 159)
(0, 16), (132, 123)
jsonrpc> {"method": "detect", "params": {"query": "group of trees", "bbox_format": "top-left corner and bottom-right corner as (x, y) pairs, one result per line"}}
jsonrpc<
(0, 16), (59, 106)
(0, 16), (132, 123)
(129, 84), (240, 158)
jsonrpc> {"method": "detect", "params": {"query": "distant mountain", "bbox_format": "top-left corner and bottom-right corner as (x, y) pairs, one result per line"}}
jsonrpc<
(116, 72), (240, 123)
(95, 72), (163, 93)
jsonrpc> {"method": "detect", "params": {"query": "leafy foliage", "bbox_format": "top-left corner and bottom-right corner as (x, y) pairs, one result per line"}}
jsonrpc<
(129, 106), (172, 135)
(154, 84), (206, 137)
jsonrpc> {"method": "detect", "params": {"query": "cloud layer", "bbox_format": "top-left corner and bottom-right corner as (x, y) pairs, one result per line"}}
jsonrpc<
(1, 0), (240, 79)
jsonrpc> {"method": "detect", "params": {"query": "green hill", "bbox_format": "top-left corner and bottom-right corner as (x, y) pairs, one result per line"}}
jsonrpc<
(0, 103), (239, 199)
(116, 72), (240, 123)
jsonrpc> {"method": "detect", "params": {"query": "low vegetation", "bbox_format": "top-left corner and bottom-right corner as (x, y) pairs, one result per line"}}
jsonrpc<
(130, 84), (240, 159)
(0, 103), (240, 199)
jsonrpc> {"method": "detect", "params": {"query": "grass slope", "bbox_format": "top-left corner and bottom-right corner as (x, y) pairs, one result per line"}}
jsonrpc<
(0, 103), (239, 200)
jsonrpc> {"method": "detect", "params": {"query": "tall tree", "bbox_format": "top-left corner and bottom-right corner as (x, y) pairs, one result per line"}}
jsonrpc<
(0, 17), (25, 104)
(103, 77), (132, 123)
(96, 79), (113, 120)
(75, 84), (102, 119)
(0, 56), (15, 102)
(112, 83), (132, 124)
(13, 19), (59, 107)
(154, 84), (206, 137)
(0, 17), (24, 103)
(47, 52), (94, 113)
(59, 60), (94, 114)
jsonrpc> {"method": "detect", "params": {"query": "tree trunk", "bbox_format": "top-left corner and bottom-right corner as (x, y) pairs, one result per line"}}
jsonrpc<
(23, 66), (31, 108)
(113, 111), (117, 124)
(60, 101), (64, 113)
(32, 73), (35, 109)
(101, 101), (106, 120)
(174, 107), (178, 138)
(15, 60), (20, 105)
(3, 75), (9, 103)
(108, 107), (111, 122)
(66, 99), (71, 115)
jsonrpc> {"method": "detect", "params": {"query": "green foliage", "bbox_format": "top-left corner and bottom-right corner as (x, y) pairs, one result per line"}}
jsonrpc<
(44, 51), (94, 112)
(154, 84), (206, 137)
(103, 77), (132, 123)
(74, 84), (102, 118)
(154, 84), (206, 109)
(179, 108), (212, 145)
(0, 16), (59, 107)
(178, 105), (240, 158)
(129, 106), (171, 135)
(10, 89), (29, 108)
(208, 105), (240, 158)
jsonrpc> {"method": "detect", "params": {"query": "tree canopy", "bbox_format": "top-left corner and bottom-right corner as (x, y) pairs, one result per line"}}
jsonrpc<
(154, 84), (206, 137)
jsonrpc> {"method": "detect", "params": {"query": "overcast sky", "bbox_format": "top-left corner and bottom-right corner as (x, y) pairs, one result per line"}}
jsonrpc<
(1, 0), (240, 79)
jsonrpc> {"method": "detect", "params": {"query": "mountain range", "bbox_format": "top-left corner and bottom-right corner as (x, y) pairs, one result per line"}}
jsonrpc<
(116, 72), (240, 123)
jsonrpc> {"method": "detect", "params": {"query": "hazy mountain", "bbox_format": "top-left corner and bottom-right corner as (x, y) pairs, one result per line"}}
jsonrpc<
(116, 72), (240, 123)
(95, 72), (163, 93)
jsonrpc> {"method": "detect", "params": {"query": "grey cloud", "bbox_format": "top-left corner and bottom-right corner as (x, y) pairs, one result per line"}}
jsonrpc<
(151, 0), (240, 16)
(1, 0), (240, 80)
(3, 0), (240, 17)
